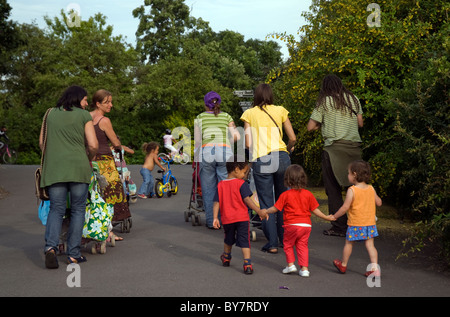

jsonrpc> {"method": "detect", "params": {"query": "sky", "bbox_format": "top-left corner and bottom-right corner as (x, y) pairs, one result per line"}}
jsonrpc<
(7, 0), (312, 59)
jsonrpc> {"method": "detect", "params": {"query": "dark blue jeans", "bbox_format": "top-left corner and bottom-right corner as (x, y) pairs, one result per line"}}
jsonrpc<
(44, 182), (89, 258)
(199, 145), (233, 227)
(252, 151), (291, 250)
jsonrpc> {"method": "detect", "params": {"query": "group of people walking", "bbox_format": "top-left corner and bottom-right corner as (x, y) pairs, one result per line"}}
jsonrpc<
(198, 76), (381, 277)
(41, 86), (130, 268)
(40, 74), (382, 278)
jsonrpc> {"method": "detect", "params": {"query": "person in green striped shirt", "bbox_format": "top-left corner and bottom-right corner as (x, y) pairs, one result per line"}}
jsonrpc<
(307, 74), (363, 237)
(194, 91), (240, 228)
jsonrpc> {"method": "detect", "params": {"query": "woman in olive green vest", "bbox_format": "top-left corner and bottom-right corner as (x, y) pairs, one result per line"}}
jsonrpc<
(41, 85), (98, 268)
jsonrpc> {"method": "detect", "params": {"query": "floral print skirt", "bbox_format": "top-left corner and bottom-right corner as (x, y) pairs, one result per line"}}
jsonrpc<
(93, 154), (131, 222)
(346, 225), (378, 241)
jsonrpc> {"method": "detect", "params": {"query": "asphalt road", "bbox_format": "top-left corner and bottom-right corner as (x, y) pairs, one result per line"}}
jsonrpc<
(0, 164), (449, 300)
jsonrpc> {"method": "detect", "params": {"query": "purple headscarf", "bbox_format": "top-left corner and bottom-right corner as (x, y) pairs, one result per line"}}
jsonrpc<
(204, 91), (221, 110)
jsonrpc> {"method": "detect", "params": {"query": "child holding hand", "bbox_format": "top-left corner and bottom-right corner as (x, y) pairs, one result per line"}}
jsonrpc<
(332, 160), (382, 277)
(266, 164), (334, 277)
(213, 156), (268, 275)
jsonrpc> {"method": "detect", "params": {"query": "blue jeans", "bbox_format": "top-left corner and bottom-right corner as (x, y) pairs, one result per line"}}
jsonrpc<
(199, 145), (233, 227)
(252, 151), (291, 250)
(44, 182), (89, 258)
(138, 167), (155, 197)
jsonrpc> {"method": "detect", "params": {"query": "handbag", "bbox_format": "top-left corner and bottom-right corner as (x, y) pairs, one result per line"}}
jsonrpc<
(35, 108), (53, 202)
(38, 200), (50, 225)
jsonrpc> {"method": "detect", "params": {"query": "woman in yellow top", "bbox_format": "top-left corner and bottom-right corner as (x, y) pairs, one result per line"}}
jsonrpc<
(241, 83), (296, 253)
(331, 160), (382, 277)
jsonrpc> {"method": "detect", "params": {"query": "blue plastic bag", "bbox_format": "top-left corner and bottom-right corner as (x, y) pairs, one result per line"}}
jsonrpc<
(38, 200), (50, 225)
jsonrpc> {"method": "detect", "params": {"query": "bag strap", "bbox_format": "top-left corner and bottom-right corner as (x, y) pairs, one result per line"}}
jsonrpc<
(40, 108), (53, 168)
(259, 106), (282, 136)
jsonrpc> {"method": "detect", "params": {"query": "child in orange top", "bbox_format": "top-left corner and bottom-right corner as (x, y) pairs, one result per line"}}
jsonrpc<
(266, 164), (334, 277)
(331, 160), (382, 277)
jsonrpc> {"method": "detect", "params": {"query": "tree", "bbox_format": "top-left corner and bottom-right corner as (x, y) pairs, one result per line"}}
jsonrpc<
(1, 11), (139, 163)
(1, 0), (284, 164)
(269, 0), (446, 184)
(133, 0), (192, 63)
(0, 0), (21, 76)
(133, 0), (282, 85)
(267, 0), (449, 260)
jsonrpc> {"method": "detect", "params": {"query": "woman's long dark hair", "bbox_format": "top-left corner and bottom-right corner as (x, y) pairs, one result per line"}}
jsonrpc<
(315, 74), (360, 115)
(253, 83), (273, 108)
(56, 85), (87, 111)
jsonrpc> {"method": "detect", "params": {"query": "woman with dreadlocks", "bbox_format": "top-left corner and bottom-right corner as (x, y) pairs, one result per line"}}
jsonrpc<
(307, 74), (364, 237)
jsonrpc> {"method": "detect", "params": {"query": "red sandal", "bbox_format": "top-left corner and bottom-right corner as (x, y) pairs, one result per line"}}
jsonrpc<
(365, 270), (380, 277)
(333, 259), (347, 274)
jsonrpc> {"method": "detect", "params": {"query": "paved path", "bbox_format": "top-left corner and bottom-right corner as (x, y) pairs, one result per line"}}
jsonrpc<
(0, 164), (449, 299)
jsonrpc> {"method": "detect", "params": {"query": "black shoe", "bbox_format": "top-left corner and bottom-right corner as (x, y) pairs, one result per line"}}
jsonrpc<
(45, 249), (59, 269)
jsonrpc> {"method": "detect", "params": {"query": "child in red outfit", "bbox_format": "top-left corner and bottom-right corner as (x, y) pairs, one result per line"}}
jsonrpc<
(267, 164), (334, 277)
(213, 156), (268, 274)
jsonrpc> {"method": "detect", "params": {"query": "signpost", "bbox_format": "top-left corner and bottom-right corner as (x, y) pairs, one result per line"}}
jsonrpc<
(234, 90), (254, 111)
(233, 90), (254, 98)
(239, 101), (253, 110)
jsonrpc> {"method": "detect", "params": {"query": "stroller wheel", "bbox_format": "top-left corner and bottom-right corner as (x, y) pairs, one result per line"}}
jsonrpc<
(191, 214), (201, 226)
(91, 242), (97, 254)
(100, 241), (107, 254)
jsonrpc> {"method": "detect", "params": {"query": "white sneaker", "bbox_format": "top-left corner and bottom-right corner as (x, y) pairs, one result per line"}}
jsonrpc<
(299, 269), (310, 277)
(282, 265), (298, 274)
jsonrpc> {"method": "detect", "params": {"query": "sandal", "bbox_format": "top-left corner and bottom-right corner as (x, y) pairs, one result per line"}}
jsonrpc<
(45, 248), (59, 269)
(365, 270), (381, 277)
(220, 254), (231, 267)
(243, 264), (253, 275)
(67, 255), (87, 264)
(323, 229), (346, 237)
(333, 259), (347, 274)
(261, 247), (278, 254)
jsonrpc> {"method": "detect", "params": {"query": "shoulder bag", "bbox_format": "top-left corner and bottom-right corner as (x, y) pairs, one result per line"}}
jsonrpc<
(35, 108), (53, 202)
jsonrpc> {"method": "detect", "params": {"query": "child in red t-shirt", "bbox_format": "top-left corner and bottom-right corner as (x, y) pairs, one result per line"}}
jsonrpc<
(267, 164), (334, 277)
(213, 156), (268, 274)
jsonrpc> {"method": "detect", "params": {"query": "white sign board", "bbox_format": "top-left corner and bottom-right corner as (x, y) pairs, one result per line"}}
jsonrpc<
(233, 90), (254, 98)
